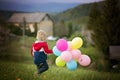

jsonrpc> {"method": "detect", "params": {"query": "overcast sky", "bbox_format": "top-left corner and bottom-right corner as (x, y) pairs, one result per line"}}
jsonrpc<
(0, 0), (103, 12)
(0, 0), (103, 4)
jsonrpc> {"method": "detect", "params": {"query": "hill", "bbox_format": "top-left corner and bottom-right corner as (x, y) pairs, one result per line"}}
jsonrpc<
(0, 1), (103, 26)
(54, 3), (92, 21)
(51, 1), (104, 38)
(53, 1), (103, 26)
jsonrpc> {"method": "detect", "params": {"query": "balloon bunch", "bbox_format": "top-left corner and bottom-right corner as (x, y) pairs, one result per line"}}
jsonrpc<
(53, 37), (91, 71)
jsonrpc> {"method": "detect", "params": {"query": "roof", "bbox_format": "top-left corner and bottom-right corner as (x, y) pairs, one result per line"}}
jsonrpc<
(8, 12), (48, 23)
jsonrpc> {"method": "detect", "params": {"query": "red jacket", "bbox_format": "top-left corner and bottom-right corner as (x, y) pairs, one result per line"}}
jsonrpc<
(31, 41), (53, 56)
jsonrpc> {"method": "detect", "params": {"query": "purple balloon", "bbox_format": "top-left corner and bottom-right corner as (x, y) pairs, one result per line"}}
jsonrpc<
(71, 50), (81, 60)
(56, 39), (68, 52)
(60, 51), (72, 62)
(78, 55), (91, 66)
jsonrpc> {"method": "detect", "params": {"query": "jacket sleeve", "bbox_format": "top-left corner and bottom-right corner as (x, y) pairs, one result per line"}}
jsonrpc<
(43, 42), (53, 54)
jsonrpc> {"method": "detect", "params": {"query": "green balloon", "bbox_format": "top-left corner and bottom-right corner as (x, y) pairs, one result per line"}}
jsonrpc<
(55, 56), (66, 67)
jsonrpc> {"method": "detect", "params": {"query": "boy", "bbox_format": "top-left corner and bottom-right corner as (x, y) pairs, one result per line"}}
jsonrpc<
(31, 30), (53, 75)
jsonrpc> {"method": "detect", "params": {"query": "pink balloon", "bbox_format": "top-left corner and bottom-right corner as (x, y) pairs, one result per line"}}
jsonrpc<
(78, 55), (91, 66)
(71, 50), (81, 60)
(56, 39), (68, 52)
(60, 51), (72, 62)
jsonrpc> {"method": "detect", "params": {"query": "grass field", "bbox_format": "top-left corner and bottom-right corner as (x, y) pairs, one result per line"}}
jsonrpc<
(0, 36), (120, 80)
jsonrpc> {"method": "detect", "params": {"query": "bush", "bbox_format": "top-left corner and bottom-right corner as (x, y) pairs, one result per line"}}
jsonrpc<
(0, 26), (10, 52)
(68, 32), (87, 47)
(7, 24), (22, 35)
(80, 46), (110, 71)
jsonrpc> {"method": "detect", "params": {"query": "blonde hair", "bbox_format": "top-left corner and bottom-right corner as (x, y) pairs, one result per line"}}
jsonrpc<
(36, 30), (47, 41)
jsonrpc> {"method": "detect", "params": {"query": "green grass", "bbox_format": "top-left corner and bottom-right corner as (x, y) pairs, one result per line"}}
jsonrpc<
(0, 60), (120, 80)
(0, 36), (120, 80)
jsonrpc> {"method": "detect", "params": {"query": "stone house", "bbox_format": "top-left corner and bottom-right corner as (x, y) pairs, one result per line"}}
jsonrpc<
(8, 12), (54, 37)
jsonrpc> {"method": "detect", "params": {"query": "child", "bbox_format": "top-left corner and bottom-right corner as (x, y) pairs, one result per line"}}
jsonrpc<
(31, 30), (53, 75)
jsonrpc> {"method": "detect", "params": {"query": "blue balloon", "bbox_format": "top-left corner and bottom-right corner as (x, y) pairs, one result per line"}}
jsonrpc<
(66, 60), (77, 71)
(53, 46), (61, 56)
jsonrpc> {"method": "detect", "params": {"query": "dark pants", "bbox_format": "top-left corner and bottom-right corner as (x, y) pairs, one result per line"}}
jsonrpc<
(36, 61), (49, 74)
(34, 51), (48, 74)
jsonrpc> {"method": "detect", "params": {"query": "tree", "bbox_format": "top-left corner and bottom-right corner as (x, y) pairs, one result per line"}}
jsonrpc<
(0, 14), (10, 52)
(87, 2), (101, 30)
(67, 22), (73, 37)
(55, 20), (67, 37)
(33, 23), (38, 37)
(22, 17), (26, 45)
(87, 0), (120, 59)
(100, 0), (120, 58)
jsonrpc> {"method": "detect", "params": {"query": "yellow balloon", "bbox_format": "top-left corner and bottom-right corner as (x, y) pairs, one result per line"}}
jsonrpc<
(71, 37), (83, 49)
(55, 56), (66, 67)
